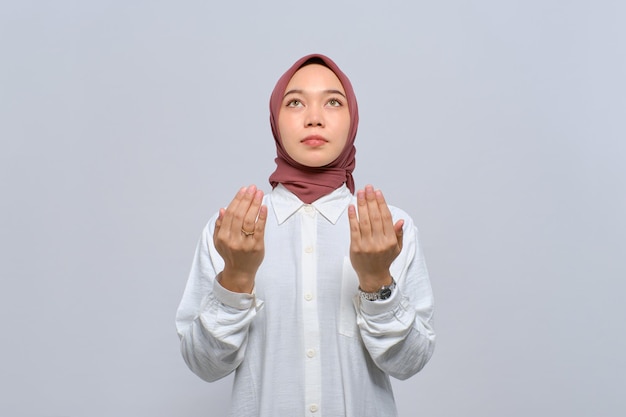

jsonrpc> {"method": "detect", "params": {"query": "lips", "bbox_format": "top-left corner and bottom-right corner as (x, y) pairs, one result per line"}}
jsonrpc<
(301, 135), (328, 147)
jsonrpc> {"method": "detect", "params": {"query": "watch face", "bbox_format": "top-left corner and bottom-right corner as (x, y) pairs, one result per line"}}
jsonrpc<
(379, 287), (392, 300)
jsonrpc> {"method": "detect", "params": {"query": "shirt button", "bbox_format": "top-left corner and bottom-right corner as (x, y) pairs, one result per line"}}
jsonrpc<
(304, 293), (313, 301)
(306, 349), (316, 358)
(304, 246), (314, 254)
(304, 205), (314, 213)
(309, 404), (319, 413)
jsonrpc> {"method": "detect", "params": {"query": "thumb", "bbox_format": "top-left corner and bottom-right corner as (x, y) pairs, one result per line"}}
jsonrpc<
(214, 208), (225, 232)
(394, 219), (404, 251)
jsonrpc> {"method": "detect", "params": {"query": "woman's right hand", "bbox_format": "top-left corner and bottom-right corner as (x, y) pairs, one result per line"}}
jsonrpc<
(213, 185), (268, 293)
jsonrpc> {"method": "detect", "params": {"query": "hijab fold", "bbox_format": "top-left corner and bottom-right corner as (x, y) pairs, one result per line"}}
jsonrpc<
(268, 54), (359, 204)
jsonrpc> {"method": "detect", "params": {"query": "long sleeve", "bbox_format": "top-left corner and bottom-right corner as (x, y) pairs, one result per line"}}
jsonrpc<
(175, 186), (435, 417)
(175, 215), (264, 382)
(355, 213), (436, 380)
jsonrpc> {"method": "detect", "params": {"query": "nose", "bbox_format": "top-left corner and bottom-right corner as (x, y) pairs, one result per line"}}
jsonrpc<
(305, 106), (324, 127)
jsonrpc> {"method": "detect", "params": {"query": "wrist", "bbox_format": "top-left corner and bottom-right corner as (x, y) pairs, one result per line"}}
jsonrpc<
(357, 273), (393, 293)
(358, 276), (396, 302)
(218, 270), (255, 294)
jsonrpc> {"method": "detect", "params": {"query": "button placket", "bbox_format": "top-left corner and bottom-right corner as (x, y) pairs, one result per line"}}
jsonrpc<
(300, 206), (321, 417)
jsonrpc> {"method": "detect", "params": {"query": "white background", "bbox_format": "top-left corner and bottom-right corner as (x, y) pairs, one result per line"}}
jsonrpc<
(1, 1), (625, 416)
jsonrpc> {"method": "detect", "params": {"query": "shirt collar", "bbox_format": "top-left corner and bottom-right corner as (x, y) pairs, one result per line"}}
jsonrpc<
(270, 183), (353, 225)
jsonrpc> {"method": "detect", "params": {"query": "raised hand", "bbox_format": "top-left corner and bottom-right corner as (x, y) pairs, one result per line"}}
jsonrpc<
(348, 185), (404, 293)
(213, 185), (268, 293)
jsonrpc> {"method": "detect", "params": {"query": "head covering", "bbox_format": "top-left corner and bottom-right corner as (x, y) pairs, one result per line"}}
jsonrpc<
(268, 53), (359, 204)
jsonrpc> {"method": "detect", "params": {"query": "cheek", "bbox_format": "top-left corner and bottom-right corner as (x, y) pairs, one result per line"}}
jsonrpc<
(277, 113), (296, 139)
(338, 115), (351, 144)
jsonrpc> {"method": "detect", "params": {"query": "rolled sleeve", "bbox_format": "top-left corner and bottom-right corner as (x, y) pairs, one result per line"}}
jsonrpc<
(213, 278), (264, 311)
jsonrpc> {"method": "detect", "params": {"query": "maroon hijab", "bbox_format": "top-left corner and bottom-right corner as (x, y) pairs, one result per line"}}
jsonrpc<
(268, 54), (359, 204)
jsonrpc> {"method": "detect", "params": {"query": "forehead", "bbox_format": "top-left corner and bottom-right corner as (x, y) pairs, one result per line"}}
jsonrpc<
(285, 64), (345, 92)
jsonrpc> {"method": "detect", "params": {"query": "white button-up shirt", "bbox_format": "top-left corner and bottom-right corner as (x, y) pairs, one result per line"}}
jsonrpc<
(176, 184), (435, 417)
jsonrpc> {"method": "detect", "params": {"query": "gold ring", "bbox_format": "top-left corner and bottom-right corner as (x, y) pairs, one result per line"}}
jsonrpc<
(241, 228), (255, 236)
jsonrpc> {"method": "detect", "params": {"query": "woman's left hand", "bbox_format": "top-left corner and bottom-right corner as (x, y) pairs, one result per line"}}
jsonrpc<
(348, 185), (404, 293)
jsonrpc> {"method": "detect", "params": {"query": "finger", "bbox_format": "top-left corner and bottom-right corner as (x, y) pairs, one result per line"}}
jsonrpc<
(356, 188), (371, 237)
(221, 186), (248, 236)
(240, 186), (260, 235)
(365, 185), (384, 236)
(213, 208), (226, 242)
(253, 204), (269, 239)
(215, 208), (225, 230)
(229, 185), (256, 238)
(375, 189), (395, 236)
(348, 204), (361, 242)
(394, 219), (405, 252)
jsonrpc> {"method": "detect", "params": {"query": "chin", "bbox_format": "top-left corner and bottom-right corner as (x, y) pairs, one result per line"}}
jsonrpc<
(294, 153), (340, 168)
(298, 159), (333, 168)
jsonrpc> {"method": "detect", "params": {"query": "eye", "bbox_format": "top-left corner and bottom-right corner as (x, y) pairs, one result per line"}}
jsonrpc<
(327, 98), (342, 107)
(286, 99), (303, 108)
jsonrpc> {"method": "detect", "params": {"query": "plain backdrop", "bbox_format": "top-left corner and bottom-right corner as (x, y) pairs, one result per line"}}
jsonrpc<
(1, 1), (625, 416)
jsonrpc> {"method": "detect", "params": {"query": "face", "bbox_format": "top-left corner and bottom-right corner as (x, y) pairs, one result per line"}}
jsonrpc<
(278, 64), (350, 167)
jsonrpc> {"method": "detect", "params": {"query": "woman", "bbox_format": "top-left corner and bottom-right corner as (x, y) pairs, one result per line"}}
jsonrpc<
(176, 54), (435, 417)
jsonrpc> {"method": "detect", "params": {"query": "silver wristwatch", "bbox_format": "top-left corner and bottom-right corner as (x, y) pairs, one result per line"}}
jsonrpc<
(359, 278), (396, 301)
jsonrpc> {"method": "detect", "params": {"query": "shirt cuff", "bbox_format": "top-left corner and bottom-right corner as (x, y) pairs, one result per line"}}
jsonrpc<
(358, 286), (402, 316)
(213, 278), (261, 310)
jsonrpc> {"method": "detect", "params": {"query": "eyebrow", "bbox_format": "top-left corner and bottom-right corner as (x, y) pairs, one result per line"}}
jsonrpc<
(283, 89), (347, 99)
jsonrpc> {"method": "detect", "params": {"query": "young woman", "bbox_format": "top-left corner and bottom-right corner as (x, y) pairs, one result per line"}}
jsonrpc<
(176, 54), (435, 417)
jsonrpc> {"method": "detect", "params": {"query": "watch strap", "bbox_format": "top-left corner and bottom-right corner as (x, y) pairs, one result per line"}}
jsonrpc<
(358, 278), (396, 301)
